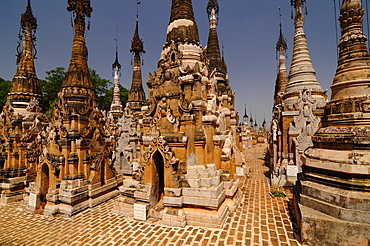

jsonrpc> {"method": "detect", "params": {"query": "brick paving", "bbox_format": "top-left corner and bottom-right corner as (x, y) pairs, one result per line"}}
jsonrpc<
(0, 143), (300, 246)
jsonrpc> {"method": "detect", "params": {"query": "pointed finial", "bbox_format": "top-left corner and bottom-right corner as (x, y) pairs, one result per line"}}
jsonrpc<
(21, 0), (37, 31)
(26, 0), (32, 14)
(131, 3), (145, 57)
(276, 8), (288, 56)
(243, 102), (249, 122)
(291, 0), (307, 27)
(136, 1), (141, 20)
(207, 0), (219, 18)
(279, 7), (282, 27)
(207, 0), (219, 29)
(112, 26), (121, 70)
(254, 114), (258, 127)
(115, 25), (118, 51)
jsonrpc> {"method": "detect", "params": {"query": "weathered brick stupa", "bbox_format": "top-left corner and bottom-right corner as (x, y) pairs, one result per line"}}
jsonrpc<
(109, 46), (124, 121)
(274, 18), (288, 112)
(6, 0), (43, 115)
(113, 0), (243, 228)
(204, 0), (245, 176)
(294, 0), (370, 244)
(23, 0), (121, 216)
(0, 0), (46, 204)
(271, 0), (327, 186)
(270, 14), (288, 180)
(127, 13), (146, 112)
(111, 10), (145, 178)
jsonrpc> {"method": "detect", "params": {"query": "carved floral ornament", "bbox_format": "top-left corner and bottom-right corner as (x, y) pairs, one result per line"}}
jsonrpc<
(143, 136), (179, 168)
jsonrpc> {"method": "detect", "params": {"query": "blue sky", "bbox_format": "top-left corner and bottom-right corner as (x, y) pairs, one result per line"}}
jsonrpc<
(0, 1), (348, 126)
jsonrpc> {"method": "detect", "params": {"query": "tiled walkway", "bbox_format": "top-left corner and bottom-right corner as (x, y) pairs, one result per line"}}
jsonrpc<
(0, 144), (301, 245)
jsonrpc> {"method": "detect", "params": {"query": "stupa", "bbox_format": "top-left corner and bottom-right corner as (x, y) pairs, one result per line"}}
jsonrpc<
(23, 0), (121, 216)
(0, 0), (46, 204)
(112, 9), (145, 177)
(271, 0), (327, 186)
(294, 0), (370, 244)
(113, 0), (242, 228)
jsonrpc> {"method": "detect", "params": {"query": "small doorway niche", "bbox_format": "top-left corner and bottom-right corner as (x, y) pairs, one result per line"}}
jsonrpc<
(101, 160), (105, 186)
(40, 164), (49, 202)
(153, 151), (165, 203)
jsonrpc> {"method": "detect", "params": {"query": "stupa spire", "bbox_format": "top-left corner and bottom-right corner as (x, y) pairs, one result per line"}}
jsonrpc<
(284, 0), (326, 108)
(53, 0), (96, 119)
(243, 103), (249, 123)
(331, 0), (370, 100)
(110, 35), (123, 118)
(127, 2), (146, 110)
(63, 0), (94, 89)
(130, 13), (145, 57)
(166, 0), (199, 45)
(254, 115), (258, 128)
(112, 36), (121, 70)
(8, 0), (42, 113)
(205, 0), (223, 74)
(274, 9), (288, 107)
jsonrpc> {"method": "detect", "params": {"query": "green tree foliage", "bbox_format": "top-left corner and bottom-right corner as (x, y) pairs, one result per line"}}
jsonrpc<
(0, 78), (11, 113)
(40, 67), (127, 113)
(103, 85), (129, 110)
(40, 67), (65, 113)
(89, 68), (113, 110)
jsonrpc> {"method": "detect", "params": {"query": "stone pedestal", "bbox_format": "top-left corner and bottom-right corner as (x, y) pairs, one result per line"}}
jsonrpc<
(294, 147), (370, 244)
(0, 166), (33, 204)
(113, 163), (241, 228)
(56, 178), (120, 217)
(0, 176), (27, 204)
(298, 200), (370, 245)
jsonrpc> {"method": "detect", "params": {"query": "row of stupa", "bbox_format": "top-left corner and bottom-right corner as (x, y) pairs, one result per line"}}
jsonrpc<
(270, 0), (327, 187)
(269, 0), (370, 244)
(0, 0), (246, 228)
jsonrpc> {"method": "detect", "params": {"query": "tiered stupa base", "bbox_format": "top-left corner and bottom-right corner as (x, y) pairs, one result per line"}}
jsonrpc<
(113, 164), (241, 228)
(294, 147), (370, 244)
(298, 205), (370, 245)
(23, 176), (123, 216)
(295, 179), (370, 244)
(0, 167), (34, 204)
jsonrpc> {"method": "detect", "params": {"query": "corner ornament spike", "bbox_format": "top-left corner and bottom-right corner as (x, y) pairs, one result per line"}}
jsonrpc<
(67, 0), (93, 18)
